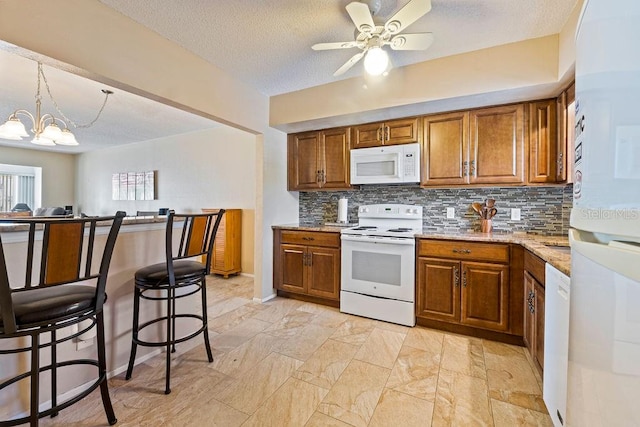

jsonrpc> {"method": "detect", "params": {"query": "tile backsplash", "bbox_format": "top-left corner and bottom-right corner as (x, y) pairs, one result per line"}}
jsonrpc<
(299, 184), (573, 235)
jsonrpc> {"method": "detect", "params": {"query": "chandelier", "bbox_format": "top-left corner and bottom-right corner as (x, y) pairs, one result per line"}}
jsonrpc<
(0, 62), (112, 146)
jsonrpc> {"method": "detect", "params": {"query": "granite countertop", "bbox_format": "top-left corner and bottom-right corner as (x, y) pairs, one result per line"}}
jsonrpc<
(272, 224), (571, 276)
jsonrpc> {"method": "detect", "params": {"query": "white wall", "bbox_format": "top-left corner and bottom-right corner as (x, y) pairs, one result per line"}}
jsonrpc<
(0, 145), (75, 208)
(254, 128), (298, 301)
(76, 126), (257, 273)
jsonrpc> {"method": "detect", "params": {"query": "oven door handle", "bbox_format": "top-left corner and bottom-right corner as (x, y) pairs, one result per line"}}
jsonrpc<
(340, 235), (416, 245)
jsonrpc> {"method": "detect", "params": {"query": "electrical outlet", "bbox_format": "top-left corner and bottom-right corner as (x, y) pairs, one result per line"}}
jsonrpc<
(511, 208), (521, 221)
(446, 207), (455, 219)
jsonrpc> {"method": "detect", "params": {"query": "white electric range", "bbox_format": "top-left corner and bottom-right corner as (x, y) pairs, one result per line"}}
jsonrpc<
(340, 204), (423, 326)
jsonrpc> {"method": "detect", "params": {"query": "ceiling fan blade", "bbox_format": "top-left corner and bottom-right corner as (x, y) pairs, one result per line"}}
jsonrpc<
(384, 0), (432, 35)
(312, 41), (359, 51)
(389, 33), (434, 50)
(334, 51), (365, 76)
(346, 2), (375, 34)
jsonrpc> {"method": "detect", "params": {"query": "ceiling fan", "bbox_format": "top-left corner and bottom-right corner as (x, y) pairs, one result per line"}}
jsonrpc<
(312, 0), (434, 77)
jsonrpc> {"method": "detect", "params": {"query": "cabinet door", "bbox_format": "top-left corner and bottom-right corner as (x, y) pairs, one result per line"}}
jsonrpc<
(422, 112), (469, 186)
(534, 281), (545, 371)
(416, 257), (460, 323)
(523, 271), (536, 353)
(352, 122), (383, 148)
(469, 104), (525, 184)
(321, 127), (351, 189)
(307, 246), (340, 300)
(288, 132), (320, 190)
(528, 100), (558, 183)
(278, 244), (306, 293)
(385, 118), (419, 146)
(461, 262), (509, 331)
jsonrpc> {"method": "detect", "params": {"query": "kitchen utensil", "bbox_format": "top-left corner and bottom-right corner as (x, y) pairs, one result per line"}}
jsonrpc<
(486, 198), (496, 208)
(487, 207), (497, 219)
(472, 202), (483, 217)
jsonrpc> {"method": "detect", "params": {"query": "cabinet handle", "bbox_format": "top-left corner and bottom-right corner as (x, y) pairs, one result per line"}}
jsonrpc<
(302, 236), (315, 241)
(527, 290), (535, 314)
(321, 170), (327, 185)
(469, 160), (476, 176)
(316, 170), (321, 183)
(306, 252), (312, 267)
(385, 125), (390, 142)
(557, 152), (564, 173)
(463, 161), (469, 177)
(377, 127), (382, 142)
(462, 270), (467, 287)
(453, 266), (459, 287)
(452, 249), (471, 254)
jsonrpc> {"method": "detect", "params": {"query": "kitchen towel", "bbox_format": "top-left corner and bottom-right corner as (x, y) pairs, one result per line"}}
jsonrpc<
(338, 198), (348, 223)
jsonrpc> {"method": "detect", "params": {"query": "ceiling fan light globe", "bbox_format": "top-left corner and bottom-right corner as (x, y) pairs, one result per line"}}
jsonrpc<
(364, 47), (389, 76)
(0, 117), (29, 139)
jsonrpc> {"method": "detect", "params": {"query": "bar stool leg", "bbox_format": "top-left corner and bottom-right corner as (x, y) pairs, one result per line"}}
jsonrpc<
(30, 332), (40, 427)
(165, 286), (173, 395)
(96, 312), (117, 425)
(200, 278), (214, 363)
(171, 289), (176, 354)
(51, 329), (58, 417)
(125, 286), (141, 380)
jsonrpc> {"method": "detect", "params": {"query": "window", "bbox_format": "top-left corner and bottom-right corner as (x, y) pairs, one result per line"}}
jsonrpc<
(0, 164), (42, 212)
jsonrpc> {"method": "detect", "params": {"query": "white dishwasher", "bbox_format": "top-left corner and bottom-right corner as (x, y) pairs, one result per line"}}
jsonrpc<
(543, 263), (571, 427)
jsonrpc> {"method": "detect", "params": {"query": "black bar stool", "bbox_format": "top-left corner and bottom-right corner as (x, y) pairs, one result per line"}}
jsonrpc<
(125, 210), (224, 394)
(0, 211), (126, 427)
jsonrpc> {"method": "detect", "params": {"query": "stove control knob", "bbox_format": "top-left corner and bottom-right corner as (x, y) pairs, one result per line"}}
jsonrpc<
(361, 207), (369, 213)
(413, 208), (419, 214)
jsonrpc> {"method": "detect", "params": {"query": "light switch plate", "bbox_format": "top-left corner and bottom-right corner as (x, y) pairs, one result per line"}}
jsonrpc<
(511, 208), (521, 221)
(446, 207), (455, 219)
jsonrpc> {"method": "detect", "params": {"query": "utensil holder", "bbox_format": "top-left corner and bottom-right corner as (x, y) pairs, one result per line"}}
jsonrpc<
(480, 219), (492, 233)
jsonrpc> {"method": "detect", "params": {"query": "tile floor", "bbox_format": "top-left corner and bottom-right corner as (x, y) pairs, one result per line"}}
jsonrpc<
(41, 275), (553, 426)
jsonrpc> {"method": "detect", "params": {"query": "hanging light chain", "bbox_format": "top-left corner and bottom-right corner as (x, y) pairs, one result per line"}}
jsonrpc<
(38, 62), (113, 129)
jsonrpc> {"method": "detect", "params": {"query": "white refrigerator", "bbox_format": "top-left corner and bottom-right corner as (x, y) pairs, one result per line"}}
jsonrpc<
(568, 0), (640, 426)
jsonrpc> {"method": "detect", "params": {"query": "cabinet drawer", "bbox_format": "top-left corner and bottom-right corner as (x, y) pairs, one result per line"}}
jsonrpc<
(524, 250), (546, 285)
(418, 239), (509, 263)
(280, 230), (340, 248)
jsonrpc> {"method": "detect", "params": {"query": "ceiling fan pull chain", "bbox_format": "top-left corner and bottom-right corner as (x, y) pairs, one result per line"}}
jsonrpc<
(38, 63), (113, 129)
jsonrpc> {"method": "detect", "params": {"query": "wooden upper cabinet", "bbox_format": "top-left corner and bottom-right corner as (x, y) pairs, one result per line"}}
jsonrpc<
(422, 112), (469, 186)
(556, 82), (575, 183)
(469, 104), (525, 185)
(352, 118), (419, 148)
(322, 127), (351, 189)
(287, 127), (351, 191)
(288, 131), (322, 190)
(528, 99), (558, 183)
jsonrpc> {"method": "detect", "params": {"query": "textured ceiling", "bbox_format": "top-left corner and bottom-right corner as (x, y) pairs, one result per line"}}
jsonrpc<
(0, 0), (579, 153)
(99, 0), (579, 96)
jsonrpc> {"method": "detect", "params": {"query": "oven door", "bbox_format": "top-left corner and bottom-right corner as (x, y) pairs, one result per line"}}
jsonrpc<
(340, 234), (415, 302)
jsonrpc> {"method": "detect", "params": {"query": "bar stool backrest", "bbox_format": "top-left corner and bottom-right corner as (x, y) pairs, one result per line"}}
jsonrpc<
(165, 210), (225, 282)
(0, 211), (126, 334)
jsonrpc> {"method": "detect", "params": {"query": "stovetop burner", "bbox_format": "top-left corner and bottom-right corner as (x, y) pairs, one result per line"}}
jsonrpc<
(387, 228), (413, 233)
(351, 226), (377, 231)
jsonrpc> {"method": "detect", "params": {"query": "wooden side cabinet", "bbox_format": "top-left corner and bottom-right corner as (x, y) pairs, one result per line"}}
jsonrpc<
(524, 250), (546, 374)
(274, 229), (341, 303)
(416, 240), (511, 335)
(528, 99), (558, 184)
(202, 208), (242, 278)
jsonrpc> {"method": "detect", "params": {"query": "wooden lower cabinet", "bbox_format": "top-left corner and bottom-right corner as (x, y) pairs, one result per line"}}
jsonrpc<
(524, 250), (546, 374)
(416, 239), (521, 344)
(274, 229), (340, 304)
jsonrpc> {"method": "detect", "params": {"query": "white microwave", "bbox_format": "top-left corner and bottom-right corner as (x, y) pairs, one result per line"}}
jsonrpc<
(350, 143), (421, 185)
